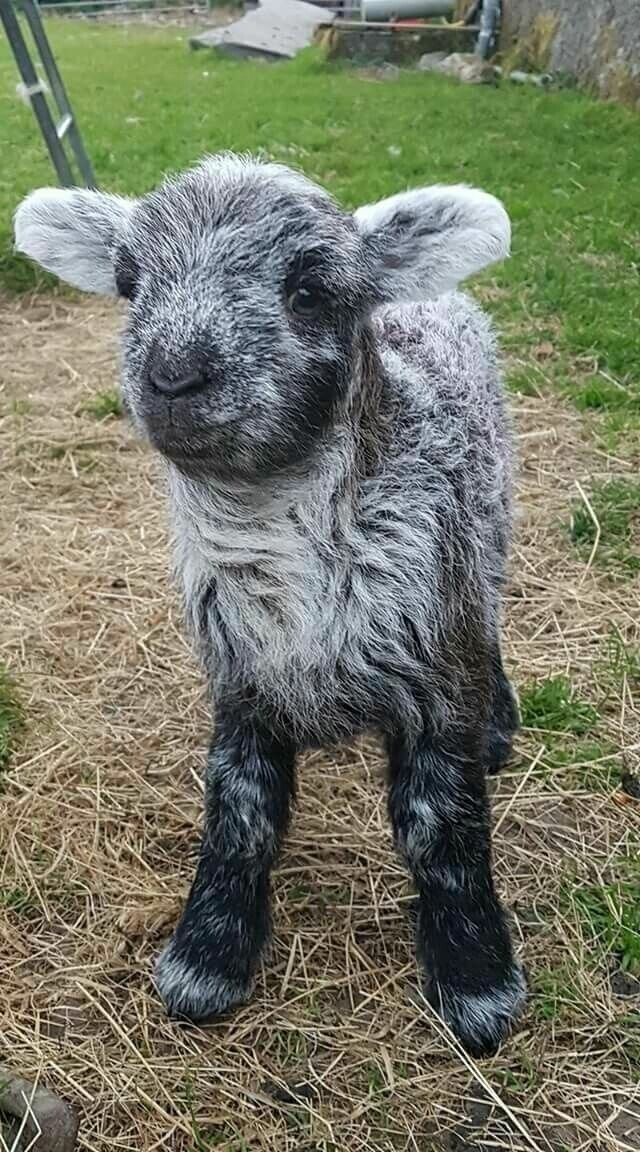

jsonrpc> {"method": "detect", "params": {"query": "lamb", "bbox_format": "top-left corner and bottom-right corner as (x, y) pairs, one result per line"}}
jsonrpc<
(14, 154), (525, 1056)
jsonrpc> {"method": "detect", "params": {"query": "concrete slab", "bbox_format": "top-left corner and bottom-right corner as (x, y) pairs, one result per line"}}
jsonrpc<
(190, 0), (334, 60)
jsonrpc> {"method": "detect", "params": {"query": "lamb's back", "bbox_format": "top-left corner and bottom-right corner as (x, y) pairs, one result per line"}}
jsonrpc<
(373, 291), (512, 524)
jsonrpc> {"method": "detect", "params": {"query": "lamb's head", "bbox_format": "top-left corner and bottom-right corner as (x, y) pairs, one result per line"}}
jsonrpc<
(15, 155), (510, 480)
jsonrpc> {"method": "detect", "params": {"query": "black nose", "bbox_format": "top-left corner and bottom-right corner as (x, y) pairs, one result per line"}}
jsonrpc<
(148, 347), (207, 398)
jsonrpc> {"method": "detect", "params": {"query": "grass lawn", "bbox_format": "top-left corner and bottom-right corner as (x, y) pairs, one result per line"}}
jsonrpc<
(1, 21), (640, 417)
(1, 18), (639, 1152)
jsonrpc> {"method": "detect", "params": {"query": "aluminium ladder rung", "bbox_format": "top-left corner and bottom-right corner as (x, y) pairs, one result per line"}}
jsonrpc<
(0, 0), (94, 187)
(57, 113), (72, 140)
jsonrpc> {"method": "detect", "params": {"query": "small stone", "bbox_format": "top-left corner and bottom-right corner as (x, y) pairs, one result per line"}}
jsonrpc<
(438, 53), (497, 86)
(509, 69), (553, 88)
(417, 51), (447, 72)
(0, 1068), (79, 1152)
(375, 62), (400, 81)
(534, 341), (555, 359)
(464, 1090), (494, 1128)
(610, 969), (640, 998)
(621, 771), (640, 799)
(261, 1078), (318, 1104)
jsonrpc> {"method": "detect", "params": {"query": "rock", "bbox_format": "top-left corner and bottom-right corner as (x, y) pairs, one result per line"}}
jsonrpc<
(464, 1090), (494, 1130)
(610, 968), (640, 998)
(0, 1068), (79, 1152)
(438, 53), (497, 85)
(417, 50), (447, 72)
(509, 68), (554, 87)
(261, 1078), (318, 1104)
(621, 771), (640, 799)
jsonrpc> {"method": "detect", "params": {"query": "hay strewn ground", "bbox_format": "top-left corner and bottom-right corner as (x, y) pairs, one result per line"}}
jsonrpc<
(0, 294), (639, 1151)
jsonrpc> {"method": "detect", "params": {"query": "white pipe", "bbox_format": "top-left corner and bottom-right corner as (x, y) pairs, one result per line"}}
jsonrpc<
(361, 0), (454, 21)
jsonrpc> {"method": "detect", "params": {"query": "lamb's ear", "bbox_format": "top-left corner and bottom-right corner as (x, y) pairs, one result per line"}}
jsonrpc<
(14, 187), (135, 294)
(354, 184), (510, 301)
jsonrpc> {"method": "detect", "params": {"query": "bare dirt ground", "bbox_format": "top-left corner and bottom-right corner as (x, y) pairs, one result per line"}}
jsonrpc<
(0, 294), (639, 1151)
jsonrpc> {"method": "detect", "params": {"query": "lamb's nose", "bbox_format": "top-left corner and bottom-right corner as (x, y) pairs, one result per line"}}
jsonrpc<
(148, 348), (206, 398)
(150, 369), (205, 398)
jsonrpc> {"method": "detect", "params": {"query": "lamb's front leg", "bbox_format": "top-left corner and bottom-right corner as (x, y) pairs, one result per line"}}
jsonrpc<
(155, 712), (295, 1021)
(387, 719), (526, 1057)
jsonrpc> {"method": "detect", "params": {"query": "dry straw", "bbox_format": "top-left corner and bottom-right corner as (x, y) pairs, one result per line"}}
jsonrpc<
(0, 294), (638, 1150)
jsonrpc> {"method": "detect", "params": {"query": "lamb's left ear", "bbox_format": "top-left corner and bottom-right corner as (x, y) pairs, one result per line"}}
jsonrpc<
(14, 187), (135, 294)
(354, 184), (510, 301)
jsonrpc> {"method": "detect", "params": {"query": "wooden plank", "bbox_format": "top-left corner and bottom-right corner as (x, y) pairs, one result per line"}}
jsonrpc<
(191, 0), (334, 59)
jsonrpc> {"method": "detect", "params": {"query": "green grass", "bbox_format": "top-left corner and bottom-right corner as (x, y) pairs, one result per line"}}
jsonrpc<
(366, 1062), (387, 1096)
(0, 21), (639, 427)
(0, 666), (23, 772)
(572, 375), (640, 414)
(605, 629), (640, 686)
(545, 738), (618, 791)
(570, 478), (640, 575)
(519, 675), (599, 734)
(498, 1055), (539, 1095)
(533, 963), (583, 1023)
(268, 1029), (310, 1067)
(0, 886), (31, 913)
(82, 389), (123, 420)
(572, 862), (640, 976)
(507, 367), (543, 398)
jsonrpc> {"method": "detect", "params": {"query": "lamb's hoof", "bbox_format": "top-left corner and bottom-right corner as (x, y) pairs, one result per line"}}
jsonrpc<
(424, 964), (526, 1057)
(154, 938), (253, 1023)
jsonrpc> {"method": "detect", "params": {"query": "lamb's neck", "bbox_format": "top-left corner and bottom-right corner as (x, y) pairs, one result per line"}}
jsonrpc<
(167, 432), (349, 573)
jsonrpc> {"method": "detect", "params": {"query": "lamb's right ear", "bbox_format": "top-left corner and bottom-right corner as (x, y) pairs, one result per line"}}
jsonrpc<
(354, 184), (510, 301)
(14, 187), (135, 294)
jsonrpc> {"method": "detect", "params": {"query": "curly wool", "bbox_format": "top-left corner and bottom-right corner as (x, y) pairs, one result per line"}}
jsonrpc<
(169, 290), (512, 746)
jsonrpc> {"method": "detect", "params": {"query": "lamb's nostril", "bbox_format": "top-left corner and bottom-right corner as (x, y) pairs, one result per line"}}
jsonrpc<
(147, 342), (211, 399)
(149, 369), (205, 398)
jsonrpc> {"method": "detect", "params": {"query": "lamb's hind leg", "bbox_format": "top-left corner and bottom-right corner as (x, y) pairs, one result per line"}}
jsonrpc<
(387, 688), (525, 1056)
(155, 710), (295, 1021)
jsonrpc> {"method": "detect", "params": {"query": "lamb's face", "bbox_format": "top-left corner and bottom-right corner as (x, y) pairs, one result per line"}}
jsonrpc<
(14, 154), (511, 481)
(115, 159), (371, 478)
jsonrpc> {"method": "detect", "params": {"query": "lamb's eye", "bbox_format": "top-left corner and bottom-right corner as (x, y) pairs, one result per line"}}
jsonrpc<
(288, 283), (325, 318)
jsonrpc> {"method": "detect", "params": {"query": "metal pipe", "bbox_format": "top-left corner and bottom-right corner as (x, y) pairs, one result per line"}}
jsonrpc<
(475, 0), (499, 57)
(361, 0), (453, 21)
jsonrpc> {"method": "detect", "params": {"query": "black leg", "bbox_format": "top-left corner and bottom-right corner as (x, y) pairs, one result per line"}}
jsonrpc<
(487, 642), (519, 775)
(155, 712), (295, 1021)
(387, 716), (525, 1056)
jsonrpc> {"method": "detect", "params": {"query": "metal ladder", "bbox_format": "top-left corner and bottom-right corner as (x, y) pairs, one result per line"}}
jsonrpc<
(0, 0), (94, 186)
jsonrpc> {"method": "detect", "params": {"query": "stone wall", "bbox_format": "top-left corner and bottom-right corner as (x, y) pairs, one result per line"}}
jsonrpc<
(319, 22), (476, 65)
(500, 0), (640, 105)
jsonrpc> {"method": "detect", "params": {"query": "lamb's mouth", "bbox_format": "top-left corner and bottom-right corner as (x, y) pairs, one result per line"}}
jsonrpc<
(142, 404), (261, 474)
